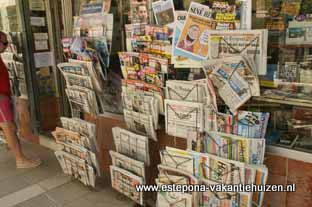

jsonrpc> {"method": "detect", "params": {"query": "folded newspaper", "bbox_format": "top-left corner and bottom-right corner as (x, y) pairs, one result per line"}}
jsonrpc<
(207, 29), (268, 75)
(112, 127), (150, 166)
(165, 99), (204, 140)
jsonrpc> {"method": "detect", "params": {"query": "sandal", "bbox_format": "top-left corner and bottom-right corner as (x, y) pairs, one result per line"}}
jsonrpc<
(16, 158), (42, 169)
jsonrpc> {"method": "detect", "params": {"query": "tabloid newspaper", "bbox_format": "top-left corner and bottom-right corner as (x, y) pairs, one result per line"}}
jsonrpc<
(171, 11), (202, 68)
(176, 2), (214, 60)
(152, 0), (175, 27)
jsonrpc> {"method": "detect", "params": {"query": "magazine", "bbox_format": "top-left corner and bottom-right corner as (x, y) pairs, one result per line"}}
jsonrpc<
(207, 29), (268, 75)
(112, 127), (150, 166)
(110, 165), (144, 205)
(110, 150), (145, 178)
(171, 11), (202, 68)
(79, 0), (111, 16)
(176, 2), (214, 60)
(152, 0), (175, 27)
(203, 60), (252, 112)
(130, 0), (149, 24)
(233, 110), (270, 138)
(124, 109), (157, 141)
(165, 99), (204, 140)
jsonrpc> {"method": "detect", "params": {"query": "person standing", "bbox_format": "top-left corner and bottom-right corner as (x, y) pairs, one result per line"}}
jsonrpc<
(0, 31), (41, 169)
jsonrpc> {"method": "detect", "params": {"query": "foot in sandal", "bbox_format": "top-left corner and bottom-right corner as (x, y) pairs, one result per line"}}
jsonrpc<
(16, 158), (42, 169)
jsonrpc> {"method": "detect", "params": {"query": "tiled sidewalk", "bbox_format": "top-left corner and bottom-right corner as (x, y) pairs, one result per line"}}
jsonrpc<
(0, 141), (134, 207)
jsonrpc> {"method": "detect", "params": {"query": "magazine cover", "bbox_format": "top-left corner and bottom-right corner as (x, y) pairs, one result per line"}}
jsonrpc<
(152, 0), (175, 27)
(171, 11), (202, 68)
(80, 0), (111, 16)
(130, 0), (149, 23)
(176, 2), (213, 60)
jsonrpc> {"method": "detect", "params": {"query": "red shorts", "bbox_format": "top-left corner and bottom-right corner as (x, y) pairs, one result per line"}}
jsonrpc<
(0, 96), (13, 123)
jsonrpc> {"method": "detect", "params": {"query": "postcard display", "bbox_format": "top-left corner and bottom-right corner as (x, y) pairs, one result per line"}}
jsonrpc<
(112, 1), (272, 207)
(53, 1), (113, 187)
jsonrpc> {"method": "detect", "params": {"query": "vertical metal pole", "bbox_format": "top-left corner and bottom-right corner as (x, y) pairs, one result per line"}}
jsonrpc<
(16, 0), (41, 134)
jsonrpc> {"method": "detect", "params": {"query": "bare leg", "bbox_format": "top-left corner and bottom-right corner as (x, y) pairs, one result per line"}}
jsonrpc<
(0, 121), (41, 168)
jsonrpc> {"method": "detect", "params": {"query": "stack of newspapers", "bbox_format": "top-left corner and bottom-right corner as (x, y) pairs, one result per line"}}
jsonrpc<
(53, 117), (100, 187)
(110, 127), (150, 205)
(59, 0), (114, 115)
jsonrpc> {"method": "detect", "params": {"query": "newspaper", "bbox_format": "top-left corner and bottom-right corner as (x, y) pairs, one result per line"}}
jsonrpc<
(79, 0), (111, 16)
(171, 11), (202, 68)
(233, 110), (270, 138)
(110, 165), (144, 205)
(63, 72), (94, 89)
(191, 151), (245, 185)
(112, 127), (150, 166)
(207, 29), (268, 75)
(124, 109), (157, 141)
(130, 0), (149, 24)
(166, 80), (210, 104)
(122, 90), (159, 129)
(205, 132), (266, 165)
(176, 2), (213, 60)
(160, 147), (195, 175)
(57, 62), (88, 76)
(65, 86), (99, 115)
(55, 151), (96, 187)
(68, 59), (104, 93)
(165, 99), (204, 140)
(110, 150), (145, 178)
(203, 59), (252, 112)
(152, 0), (175, 27)
(201, 179), (253, 207)
(202, 56), (260, 97)
(156, 190), (192, 207)
(122, 79), (164, 114)
(60, 117), (98, 152)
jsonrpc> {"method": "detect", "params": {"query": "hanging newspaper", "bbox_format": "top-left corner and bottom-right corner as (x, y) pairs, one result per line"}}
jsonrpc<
(201, 179), (253, 207)
(203, 60), (252, 112)
(165, 99), (204, 140)
(166, 80), (210, 104)
(122, 91), (159, 129)
(124, 109), (157, 141)
(152, 0), (175, 28)
(68, 59), (104, 93)
(60, 117), (98, 152)
(110, 165), (144, 205)
(122, 79), (164, 114)
(205, 132), (266, 165)
(110, 150), (145, 178)
(55, 151), (96, 187)
(176, 2), (213, 60)
(233, 110), (270, 139)
(65, 86), (99, 115)
(79, 0), (111, 16)
(172, 11), (202, 68)
(57, 62), (88, 76)
(112, 127), (150, 166)
(130, 0), (149, 24)
(207, 30), (268, 75)
(63, 73), (94, 89)
(203, 56), (260, 97)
